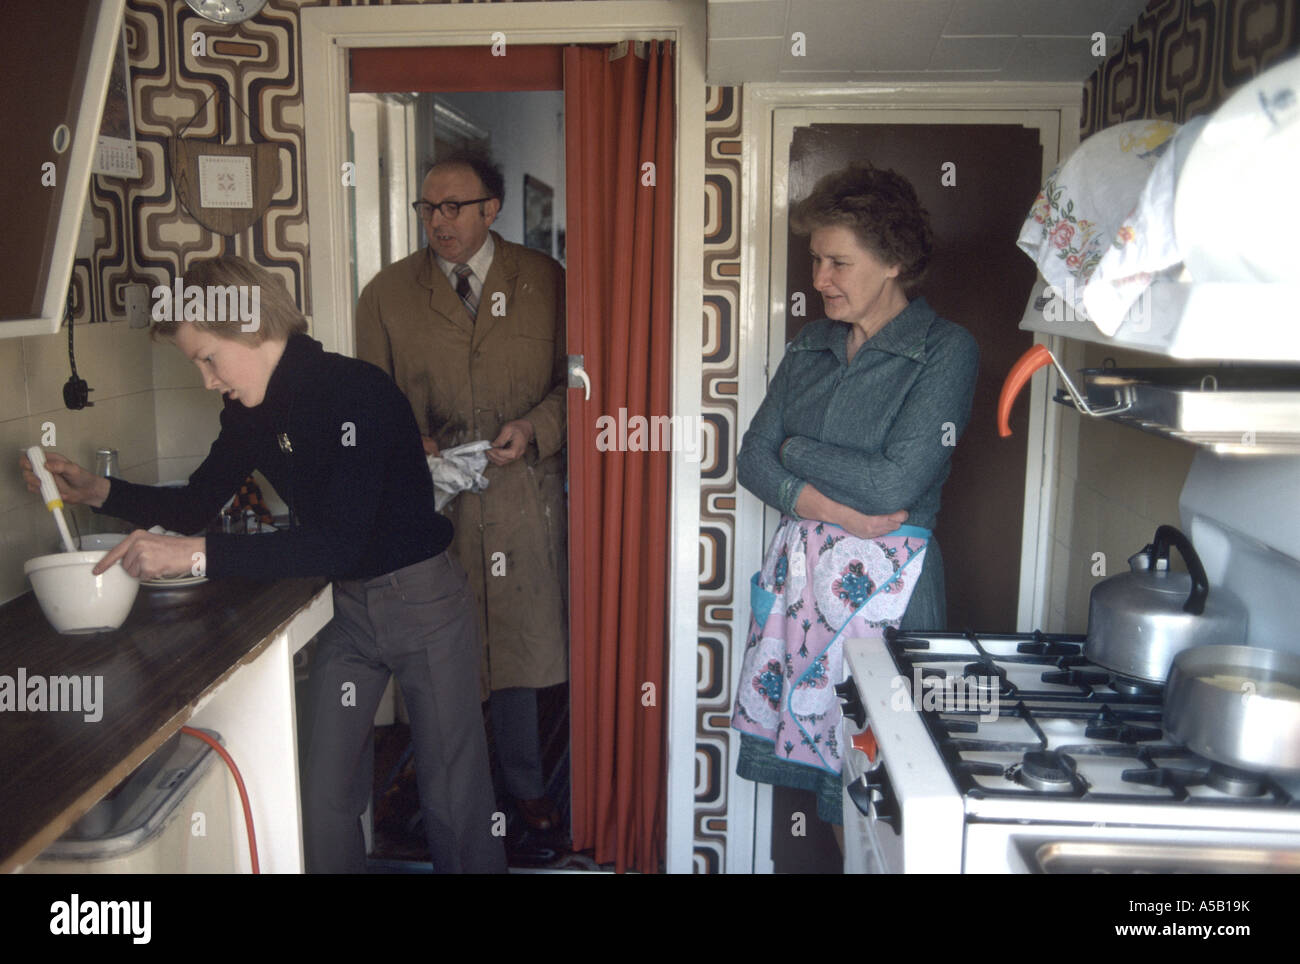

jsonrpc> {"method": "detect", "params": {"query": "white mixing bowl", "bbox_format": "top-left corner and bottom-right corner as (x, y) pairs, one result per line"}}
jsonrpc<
(77, 533), (128, 551)
(24, 550), (140, 634)
(48, 533), (129, 554)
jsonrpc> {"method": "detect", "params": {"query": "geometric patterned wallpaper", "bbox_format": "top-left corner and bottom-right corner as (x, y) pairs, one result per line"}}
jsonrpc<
(1081, 0), (1300, 137)
(78, 0), (313, 326)
(696, 84), (743, 874)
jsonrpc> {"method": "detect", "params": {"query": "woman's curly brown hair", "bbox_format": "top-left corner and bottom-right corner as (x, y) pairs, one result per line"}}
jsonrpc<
(789, 164), (934, 292)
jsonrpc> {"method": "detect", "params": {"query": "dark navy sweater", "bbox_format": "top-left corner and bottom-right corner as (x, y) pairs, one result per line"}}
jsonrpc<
(97, 333), (453, 580)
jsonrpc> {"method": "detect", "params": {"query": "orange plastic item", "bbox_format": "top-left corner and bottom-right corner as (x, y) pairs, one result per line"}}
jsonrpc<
(851, 726), (878, 763)
(997, 343), (1054, 437)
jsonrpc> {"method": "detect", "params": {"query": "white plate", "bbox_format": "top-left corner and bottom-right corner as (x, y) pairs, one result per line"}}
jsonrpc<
(141, 573), (208, 588)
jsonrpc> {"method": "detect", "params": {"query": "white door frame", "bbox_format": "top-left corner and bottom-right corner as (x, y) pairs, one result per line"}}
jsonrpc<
(300, 1), (705, 875)
(730, 82), (1080, 872)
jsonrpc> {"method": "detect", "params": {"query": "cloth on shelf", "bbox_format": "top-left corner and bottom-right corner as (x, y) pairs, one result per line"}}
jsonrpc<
(1081, 118), (1208, 334)
(427, 440), (494, 512)
(1017, 119), (1178, 329)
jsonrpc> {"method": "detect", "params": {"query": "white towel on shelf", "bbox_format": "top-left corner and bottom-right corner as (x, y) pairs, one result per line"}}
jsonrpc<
(427, 440), (494, 511)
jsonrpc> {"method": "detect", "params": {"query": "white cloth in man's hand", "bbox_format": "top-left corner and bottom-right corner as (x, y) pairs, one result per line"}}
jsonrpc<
(427, 440), (494, 511)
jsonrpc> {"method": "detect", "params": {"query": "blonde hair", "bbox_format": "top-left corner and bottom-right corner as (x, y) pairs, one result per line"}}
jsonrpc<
(150, 255), (309, 346)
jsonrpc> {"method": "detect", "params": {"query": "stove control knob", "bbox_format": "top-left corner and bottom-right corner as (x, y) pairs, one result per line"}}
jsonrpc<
(846, 773), (874, 817)
(861, 767), (900, 835)
(835, 680), (867, 729)
(850, 726), (878, 763)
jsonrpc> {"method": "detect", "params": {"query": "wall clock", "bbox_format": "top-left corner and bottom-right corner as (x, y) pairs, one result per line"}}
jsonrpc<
(183, 0), (268, 24)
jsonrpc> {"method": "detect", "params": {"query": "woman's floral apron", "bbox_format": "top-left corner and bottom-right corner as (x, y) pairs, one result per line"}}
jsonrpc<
(731, 517), (929, 775)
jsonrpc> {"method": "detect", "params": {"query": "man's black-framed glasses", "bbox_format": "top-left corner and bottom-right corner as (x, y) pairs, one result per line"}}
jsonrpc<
(411, 197), (494, 220)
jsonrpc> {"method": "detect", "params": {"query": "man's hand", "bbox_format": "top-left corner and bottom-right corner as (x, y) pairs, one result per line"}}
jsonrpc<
(421, 435), (441, 458)
(20, 451), (110, 508)
(92, 530), (207, 580)
(488, 419), (535, 466)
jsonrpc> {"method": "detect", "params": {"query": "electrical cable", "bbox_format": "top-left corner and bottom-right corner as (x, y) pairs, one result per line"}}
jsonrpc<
(63, 282), (93, 409)
(180, 726), (260, 874)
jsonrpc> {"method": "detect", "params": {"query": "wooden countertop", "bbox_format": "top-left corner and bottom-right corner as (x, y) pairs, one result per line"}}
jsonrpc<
(0, 576), (330, 872)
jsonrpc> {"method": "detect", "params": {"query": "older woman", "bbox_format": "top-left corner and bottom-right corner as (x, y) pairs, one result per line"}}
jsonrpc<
(731, 164), (978, 826)
(20, 256), (504, 873)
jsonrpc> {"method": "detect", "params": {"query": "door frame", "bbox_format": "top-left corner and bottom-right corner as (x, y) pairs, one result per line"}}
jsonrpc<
(732, 82), (1081, 872)
(300, 2), (705, 874)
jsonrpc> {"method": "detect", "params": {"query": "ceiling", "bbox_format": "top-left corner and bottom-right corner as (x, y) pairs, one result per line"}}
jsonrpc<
(706, 0), (1153, 85)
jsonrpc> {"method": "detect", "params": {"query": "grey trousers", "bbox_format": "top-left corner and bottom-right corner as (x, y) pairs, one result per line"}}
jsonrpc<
(302, 552), (506, 873)
(489, 687), (545, 801)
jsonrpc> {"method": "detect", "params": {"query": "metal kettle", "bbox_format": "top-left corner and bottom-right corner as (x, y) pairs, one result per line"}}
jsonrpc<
(1085, 525), (1248, 684)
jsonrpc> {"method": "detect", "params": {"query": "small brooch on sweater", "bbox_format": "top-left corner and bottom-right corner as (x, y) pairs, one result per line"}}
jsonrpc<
(277, 433), (293, 454)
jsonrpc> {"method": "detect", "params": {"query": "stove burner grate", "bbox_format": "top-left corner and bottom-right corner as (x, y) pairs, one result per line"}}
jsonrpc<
(1109, 674), (1164, 697)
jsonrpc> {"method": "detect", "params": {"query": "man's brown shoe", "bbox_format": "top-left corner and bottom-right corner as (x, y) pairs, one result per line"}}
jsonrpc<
(517, 796), (560, 831)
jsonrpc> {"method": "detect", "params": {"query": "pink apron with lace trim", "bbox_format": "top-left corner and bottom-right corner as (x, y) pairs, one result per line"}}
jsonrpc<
(731, 517), (929, 775)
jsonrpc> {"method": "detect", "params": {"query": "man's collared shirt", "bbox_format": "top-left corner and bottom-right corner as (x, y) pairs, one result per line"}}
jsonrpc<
(433, 232), (495, 307)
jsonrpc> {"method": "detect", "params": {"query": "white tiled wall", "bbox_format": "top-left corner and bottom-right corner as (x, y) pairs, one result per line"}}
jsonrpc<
(1, 323), (161, 603)
(151, 335), (225, 481)
(0, 320), (236, 604)
(1043, 339), (1197, 632)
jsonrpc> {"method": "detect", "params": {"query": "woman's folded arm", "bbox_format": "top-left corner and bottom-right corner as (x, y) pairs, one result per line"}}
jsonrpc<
(780, 328), (978, 516)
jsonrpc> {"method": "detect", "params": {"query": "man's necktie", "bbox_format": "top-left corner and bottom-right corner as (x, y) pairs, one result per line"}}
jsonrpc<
(454, 263), (478, 318)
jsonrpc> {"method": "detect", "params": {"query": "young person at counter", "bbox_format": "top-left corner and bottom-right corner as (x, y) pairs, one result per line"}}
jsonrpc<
(730, 164), (979, 830)
(18, 255), (505, 874)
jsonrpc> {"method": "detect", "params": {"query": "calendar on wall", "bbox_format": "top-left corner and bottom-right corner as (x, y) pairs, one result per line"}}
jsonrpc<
(93, 28), (140, 179)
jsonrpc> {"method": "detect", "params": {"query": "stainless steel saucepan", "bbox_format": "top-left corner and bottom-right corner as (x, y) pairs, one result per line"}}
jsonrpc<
(1085, 525), (1248, 684)
(1165, 645), (1300, 775)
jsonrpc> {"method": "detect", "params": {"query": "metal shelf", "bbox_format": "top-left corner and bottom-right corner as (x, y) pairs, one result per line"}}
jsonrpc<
(1052, 392), (1300, 456)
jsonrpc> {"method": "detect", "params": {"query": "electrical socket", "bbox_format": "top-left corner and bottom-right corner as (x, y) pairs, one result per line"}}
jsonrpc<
(123, 283), (150, 329)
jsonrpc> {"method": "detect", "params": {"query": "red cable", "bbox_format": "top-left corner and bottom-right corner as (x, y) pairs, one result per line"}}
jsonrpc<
(180, 726), (260, 874)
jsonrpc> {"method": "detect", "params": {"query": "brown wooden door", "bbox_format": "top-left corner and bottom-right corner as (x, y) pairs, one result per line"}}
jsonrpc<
(783, 122), (1043, 631)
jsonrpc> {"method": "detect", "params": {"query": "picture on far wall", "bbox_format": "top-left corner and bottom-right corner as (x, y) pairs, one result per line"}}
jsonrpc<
(523, 173), (554, 257)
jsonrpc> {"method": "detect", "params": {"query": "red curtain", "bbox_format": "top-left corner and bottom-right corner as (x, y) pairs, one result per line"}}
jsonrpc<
(564, 41), (674, 873)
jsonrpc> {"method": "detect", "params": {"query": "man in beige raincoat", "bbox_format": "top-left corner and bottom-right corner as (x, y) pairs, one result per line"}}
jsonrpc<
(355, 148), (567, 831)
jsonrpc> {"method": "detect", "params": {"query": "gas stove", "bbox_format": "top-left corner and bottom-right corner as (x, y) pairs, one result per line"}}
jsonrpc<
(840, 628), (1300, 873)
